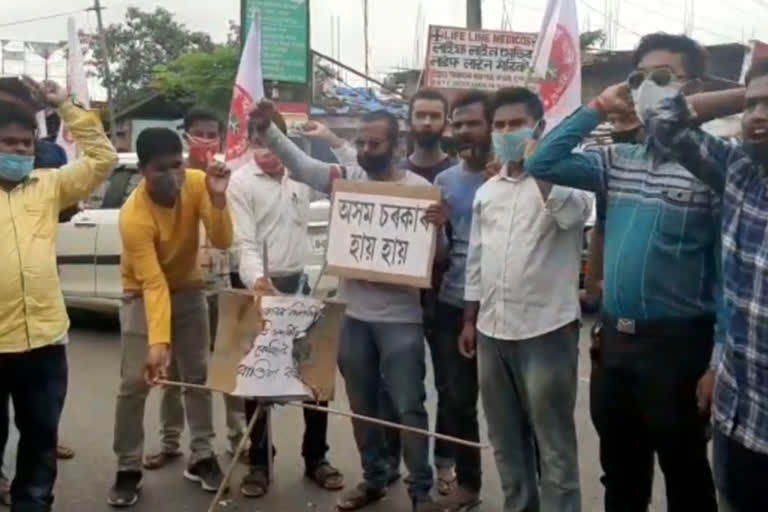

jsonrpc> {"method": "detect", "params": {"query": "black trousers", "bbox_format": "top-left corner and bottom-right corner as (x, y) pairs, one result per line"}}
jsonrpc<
(713, 429), (768, 512)
(590, 316), (716, 512)
(0, 345), (67, 512)
(230, 273), (329, 470)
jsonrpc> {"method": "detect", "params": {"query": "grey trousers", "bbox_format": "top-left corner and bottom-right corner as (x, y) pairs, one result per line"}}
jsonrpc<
(114, 291), (215, 472)
(478, 322), (581, 512)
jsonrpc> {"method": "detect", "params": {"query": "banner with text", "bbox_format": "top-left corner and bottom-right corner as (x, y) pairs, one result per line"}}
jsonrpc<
(208, 292), (343, 401)
(424, 25), (537, 91)
(326, 181), (440, 289)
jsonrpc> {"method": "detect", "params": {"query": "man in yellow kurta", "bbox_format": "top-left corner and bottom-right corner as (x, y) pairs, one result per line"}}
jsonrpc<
(0, 78), (117, 511)
(109, 127), (233, 508)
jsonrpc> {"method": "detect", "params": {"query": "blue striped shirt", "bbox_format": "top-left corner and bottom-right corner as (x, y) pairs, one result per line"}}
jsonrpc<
(648, 94), (768, 455)
(524, 107), (721, 321)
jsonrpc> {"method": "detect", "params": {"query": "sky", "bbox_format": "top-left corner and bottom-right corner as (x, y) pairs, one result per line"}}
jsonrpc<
(3, 0), (768, 100)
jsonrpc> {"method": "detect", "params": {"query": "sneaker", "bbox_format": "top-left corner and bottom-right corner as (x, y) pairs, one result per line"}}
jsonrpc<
(184, 456), (225, 492)
(107, 471), (143, 508)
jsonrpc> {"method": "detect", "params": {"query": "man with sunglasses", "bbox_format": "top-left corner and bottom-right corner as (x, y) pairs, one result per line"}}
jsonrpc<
(525, 33), (721, 512)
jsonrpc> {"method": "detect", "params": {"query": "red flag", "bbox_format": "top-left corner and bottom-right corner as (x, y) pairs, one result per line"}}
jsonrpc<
(530, 0), (581, 131)
(225, 13), (266, 171)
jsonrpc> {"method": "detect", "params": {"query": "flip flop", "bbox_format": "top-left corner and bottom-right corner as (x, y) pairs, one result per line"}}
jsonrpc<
(337, 483), (386, 511)
(306, 461), (344, 491)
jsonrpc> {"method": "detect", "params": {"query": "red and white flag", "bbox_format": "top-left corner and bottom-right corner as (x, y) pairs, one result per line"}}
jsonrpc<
(530, 0), (581, 131)
(225, 13), (266, 172)
(57, 16), (90, 161)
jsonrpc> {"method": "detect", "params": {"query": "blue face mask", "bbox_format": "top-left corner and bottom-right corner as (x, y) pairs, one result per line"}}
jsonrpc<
(492, 128), (534, 165)
(0, 153), (34, 182)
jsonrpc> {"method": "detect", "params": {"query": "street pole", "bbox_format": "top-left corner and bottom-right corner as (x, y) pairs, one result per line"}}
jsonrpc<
(89, 0), (118, 145)
(363, 0), (369, 90)
(467, 0), (482, 29)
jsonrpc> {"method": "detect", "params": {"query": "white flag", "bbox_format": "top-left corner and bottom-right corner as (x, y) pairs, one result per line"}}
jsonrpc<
(224, 13), (266, 172)
(530, 0), (581, 131)
(57, 17), (90, 162)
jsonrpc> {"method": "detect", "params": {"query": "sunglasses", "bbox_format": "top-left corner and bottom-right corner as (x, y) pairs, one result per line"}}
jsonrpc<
(627, 68), (685, 90)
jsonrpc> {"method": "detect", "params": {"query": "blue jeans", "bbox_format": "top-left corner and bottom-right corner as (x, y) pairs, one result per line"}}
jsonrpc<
(338, 316), (433, 500)
(478, 323), (581, 512)
(0, 345), (67, 512)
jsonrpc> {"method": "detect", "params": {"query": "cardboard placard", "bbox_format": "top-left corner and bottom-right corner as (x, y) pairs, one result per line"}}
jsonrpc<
(207, 290), (344, 401)
(326, 180), (440, 289)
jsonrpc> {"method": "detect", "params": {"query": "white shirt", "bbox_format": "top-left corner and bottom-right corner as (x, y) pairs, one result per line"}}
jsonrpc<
(227, 160), (323, 289)
(464, 172), (593, 340)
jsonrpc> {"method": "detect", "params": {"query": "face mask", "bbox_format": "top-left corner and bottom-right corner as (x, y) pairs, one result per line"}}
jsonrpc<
(148, 171), (183, 205)
(492, 128), (534, 165)
(413, 131), (441, 149)
(357, 150), (393, 177)
(631, 79), (682, 124)
(186, 135), (219, 166)
(0, 153), (34, 182)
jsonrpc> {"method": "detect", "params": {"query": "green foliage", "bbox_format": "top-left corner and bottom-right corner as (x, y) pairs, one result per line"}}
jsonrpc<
(90, 7), (215, 108)
(580, 29), (607, 51)
(152, 45), (239, 117)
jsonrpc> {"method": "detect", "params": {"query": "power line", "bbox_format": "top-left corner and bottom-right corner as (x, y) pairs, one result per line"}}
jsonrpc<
(0, 8), (88, 29)
(579, 0), (641, 37)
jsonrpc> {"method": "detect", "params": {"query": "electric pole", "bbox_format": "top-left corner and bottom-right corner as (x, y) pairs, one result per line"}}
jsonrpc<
(363, 0), (369, 89)
(467, 0), (482, 29)
(88, 0), (117, 145)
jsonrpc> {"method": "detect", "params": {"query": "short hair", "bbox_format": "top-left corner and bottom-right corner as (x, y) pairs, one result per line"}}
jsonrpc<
(0, 77), (41, 111)
(183, 107), (222, 133)
(136, 127), (183, 167)
(633, 32), (709, 79)
(492, 87), (544, 121)
(408, 88), (448, 121)
(746, 58), (768, 85)
(450, 90), (492, 124)
(248, 109), (287, 139)
(0, 100), (37, 133)
(361, 110), (400, 145)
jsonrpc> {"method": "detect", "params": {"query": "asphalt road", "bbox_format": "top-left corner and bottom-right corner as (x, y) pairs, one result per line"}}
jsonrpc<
(2, 314), (670, 512)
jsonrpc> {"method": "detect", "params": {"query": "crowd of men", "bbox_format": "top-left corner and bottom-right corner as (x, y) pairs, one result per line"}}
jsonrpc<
(0, 29), (767, 512)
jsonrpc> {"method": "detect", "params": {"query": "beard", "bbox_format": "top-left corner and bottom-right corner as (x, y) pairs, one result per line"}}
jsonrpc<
(457, 136), (491, 167)
(357, 150), (394, 178)
(412, 130), (442, 149)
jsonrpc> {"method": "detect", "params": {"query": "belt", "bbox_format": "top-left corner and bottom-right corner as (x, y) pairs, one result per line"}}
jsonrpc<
(601, 313), (714, 337)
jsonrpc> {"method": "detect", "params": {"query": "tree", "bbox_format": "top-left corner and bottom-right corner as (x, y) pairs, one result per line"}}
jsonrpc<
(152, 46), (239, 117)
(90, 7), (215, 108)
(580, 29), (606, 52)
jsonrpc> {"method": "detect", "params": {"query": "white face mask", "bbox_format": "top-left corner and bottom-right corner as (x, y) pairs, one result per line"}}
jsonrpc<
(631, 79), (682, 124)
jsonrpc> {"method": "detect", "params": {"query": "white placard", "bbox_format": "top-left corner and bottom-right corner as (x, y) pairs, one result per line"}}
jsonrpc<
(231, 296), (323, 399)
(326, 180), (440, 288)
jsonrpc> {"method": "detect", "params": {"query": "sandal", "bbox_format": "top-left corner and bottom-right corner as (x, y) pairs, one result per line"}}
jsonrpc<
(143, 450), (183, 470)
(240, 466), (269, 498)
(337, 483), (386, 511)
(306, 460), (344, 490)
(56, 444), (75, 460)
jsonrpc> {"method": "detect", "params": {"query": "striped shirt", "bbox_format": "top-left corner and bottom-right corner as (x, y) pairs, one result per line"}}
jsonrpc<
(524, 106), (721, 322)
(648, 94), (768, 455)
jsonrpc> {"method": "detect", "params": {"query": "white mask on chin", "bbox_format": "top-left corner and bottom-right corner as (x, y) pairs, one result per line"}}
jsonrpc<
(631, 79), (682, 124)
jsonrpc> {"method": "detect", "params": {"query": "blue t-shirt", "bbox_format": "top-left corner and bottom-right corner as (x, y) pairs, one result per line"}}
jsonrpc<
(434, 162), (486, 307)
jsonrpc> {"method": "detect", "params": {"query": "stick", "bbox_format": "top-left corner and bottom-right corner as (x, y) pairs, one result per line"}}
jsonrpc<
(266, 407), (273, 483)
(206, 402), (262, 512)
(158, 380), (489, 450)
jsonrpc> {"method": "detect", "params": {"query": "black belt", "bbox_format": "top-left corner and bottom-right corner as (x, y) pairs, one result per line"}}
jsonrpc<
(600, 313), (714, 338)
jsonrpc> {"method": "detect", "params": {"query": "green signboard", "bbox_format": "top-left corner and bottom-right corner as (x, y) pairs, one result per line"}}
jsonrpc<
(241, 0), (310, 84)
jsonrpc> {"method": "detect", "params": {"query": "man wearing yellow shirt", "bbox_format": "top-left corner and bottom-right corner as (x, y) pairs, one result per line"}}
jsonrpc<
(109, 128), (233, 508)
(0, 78), (117, 512)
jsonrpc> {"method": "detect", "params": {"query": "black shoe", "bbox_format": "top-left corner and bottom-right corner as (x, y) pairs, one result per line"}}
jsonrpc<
(184, 456), (225, 492)
(107, 471), (143, 508)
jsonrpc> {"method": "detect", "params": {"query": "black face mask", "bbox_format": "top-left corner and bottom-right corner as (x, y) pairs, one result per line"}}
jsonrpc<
(611, 127), (643, 144)
(412, 131), (442, 149)
(357, 151), (393, 177)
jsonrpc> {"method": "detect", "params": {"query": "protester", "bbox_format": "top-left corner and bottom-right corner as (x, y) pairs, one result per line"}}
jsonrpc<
(0, 77), (117, 512)
(383, 88), (458, 494)
(226, 109), (344, 498)
(248, 99), (447, 512)
(524, 33), (721, 512)
(144, 108), (247, 470)
(108, 128), (232, 507)
(415, 89), (495, 510)
(643, 59), (767, 512)
(460, 88), (591, 512)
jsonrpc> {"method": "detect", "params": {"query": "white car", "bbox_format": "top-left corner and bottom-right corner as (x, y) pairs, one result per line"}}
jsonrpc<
(56, 153), (334, 314)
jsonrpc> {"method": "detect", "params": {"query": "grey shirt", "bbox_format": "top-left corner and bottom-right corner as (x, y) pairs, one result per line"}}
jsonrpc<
(262, 124), (429, 324)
